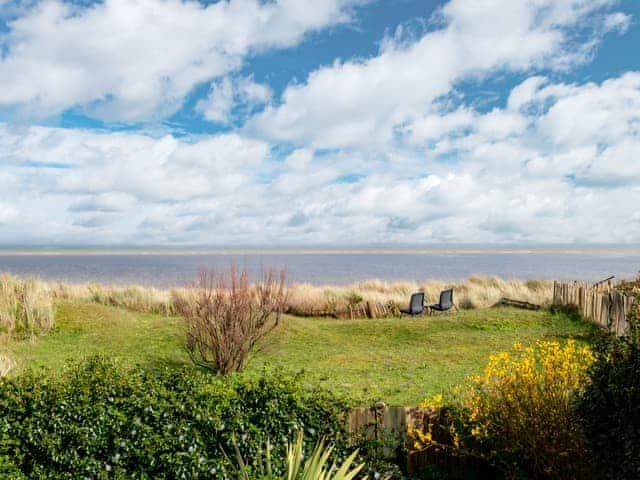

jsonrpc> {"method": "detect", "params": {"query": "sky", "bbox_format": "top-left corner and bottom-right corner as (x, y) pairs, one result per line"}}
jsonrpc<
(0, 0), (639, 248)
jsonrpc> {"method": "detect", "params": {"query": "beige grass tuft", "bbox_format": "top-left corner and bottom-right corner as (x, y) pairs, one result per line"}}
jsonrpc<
(0, 273), (554, 320)
(0, 274), (54, 336)
(0, 352), (14, 377)
(286, 276), (553, 317)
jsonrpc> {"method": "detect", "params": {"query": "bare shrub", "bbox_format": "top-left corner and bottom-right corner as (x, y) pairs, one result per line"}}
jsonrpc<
(174, 265), (286, 374)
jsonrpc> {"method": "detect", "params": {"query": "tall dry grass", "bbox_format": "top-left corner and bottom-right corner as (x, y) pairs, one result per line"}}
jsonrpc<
(0, 273), (553, 320)
(0, 352), (14, 377)
(286, 276), (553, 317)
(0, 274), (54, 337)
(50, 281), (186, 316)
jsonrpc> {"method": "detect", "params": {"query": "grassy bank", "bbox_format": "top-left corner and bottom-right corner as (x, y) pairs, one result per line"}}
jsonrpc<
(5, 300), (595, 405)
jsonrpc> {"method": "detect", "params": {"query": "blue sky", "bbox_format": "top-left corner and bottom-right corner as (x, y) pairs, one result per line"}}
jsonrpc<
(0, 0), (639, 247)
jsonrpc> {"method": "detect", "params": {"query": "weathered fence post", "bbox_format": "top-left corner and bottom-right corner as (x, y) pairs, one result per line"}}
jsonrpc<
(552, 280), (635, 335)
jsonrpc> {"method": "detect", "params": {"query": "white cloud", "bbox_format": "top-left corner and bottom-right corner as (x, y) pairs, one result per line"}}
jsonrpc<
(0, 202), (18, 224)
(0, 0), (638, 246)
(69, 192), (138, 213)
(0, 123), (273, 244)
(2, 71), (640, 245)
(536, 73), (640, 150)
(249, 0), (625, 149)
(0, 0), (359, 121)
(604, 12), (632, 33)
(506, 76), (548, 111)
(196, 75), (272, 124)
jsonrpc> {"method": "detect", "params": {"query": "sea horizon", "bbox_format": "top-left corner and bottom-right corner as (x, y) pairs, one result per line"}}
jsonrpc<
(1, 247), (640, 287)
(2, 244), (640, 256)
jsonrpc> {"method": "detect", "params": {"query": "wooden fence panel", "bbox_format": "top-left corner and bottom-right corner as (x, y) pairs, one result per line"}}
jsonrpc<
(348, 406), (489, 476)
(552, 281), (636, 335)
(348, 406), (437, 470)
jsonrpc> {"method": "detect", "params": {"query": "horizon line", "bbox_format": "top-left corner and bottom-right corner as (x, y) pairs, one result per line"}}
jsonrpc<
(2, 245), (640, 256)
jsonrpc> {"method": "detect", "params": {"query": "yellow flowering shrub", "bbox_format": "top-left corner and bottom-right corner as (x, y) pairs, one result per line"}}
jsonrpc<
(413, 340), (595, 479)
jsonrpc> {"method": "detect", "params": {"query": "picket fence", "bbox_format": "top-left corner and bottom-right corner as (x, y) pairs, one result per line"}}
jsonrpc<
(348, 282), (637, 475)
(552, 281), (636, 335)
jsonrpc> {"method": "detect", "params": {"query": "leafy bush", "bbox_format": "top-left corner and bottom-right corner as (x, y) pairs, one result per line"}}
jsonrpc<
(577, 332), (640, 479)
(0, 357), (350, 479)
(413, 340), (594, 479)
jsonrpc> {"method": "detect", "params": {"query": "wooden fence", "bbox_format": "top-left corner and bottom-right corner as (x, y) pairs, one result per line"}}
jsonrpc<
(350, 286), (637, 474)
(552, 281), (636, 335)
(348, 405), (433, 475)
(348, 406), (486, 476)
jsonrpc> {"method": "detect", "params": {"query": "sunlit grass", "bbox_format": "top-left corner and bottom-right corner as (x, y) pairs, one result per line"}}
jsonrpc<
(5, 300), (595, 405)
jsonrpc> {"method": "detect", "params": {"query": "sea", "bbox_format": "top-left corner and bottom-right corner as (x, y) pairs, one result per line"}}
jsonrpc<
(1, 248), (640, 287)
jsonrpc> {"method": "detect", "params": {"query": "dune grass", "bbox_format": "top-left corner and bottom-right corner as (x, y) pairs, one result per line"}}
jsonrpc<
(286, 276), (553, 317)
(0, 352), (14, 377)
(4, 272), (554, 320)
(0, 274), (54, 337)
(4, 299), (595, 405)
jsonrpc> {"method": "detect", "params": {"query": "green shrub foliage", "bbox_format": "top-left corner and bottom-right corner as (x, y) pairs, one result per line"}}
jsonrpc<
(577, 333), (640, 480)
(0, 357), (349, 479)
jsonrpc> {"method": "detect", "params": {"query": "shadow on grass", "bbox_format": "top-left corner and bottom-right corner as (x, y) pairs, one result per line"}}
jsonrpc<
(138, 355), (193, 372)
(545, 305), (600, 343)
(545, 331), (599, 343)
(550, 304), (583, 322)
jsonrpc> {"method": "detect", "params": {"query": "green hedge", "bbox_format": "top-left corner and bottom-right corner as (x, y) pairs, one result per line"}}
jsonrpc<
(577, 332), (640, 479)
(0, 357), (350, 479)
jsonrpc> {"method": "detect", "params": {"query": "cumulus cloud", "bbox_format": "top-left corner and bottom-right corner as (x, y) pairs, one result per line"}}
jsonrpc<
(604, 12), (632, 33)
(0, 0), (360, 121)
(0, 0), (638, 246)
(196, 75), (272, 124)
(1, 71), (639, 246)
(68, 192), (138, 213)
(0, 202), (18, 224)
(248, 0), (626, 149)
(0, 124), (274, 244)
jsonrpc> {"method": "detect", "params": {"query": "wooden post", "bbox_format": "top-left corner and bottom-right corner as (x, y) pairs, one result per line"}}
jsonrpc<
(366, 301), (377, 319)
(552, 281), (635, 336)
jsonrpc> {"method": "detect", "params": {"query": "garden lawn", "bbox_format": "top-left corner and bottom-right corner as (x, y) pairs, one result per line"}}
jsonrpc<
(5, 301), (595, 405)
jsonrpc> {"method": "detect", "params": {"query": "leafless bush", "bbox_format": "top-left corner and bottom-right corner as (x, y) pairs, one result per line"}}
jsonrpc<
(174, 265), (287, 375)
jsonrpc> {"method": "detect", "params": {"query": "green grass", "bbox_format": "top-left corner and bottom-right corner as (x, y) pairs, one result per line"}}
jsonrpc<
(5, 301), (596, 405)
(6, 301), (191, 371)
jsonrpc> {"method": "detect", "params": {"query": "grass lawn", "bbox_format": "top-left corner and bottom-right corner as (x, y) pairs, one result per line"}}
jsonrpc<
(5, 301), (596, 405)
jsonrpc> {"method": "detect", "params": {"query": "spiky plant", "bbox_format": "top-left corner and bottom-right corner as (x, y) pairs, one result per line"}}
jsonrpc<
(233, 431), (366, 480)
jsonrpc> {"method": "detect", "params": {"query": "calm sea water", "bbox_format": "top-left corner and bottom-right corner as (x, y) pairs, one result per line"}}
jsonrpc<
(1, 251), (639, 287)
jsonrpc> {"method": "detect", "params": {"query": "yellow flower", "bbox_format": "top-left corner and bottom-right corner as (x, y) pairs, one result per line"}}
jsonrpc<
(420, 392), (444, 408)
